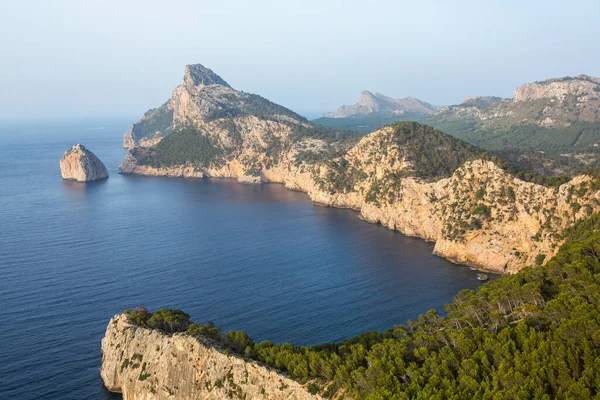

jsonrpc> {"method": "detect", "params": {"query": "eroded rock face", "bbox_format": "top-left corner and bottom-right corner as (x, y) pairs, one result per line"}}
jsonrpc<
(59, 144), (108, 182)
(101, 313), (319, 400)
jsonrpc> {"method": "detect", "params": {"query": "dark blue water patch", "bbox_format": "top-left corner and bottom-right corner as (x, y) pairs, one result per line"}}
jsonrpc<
(0, 119), (483, 399)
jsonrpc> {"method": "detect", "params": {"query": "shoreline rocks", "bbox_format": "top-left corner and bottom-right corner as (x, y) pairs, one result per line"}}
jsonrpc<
(60, 144), (108, 182)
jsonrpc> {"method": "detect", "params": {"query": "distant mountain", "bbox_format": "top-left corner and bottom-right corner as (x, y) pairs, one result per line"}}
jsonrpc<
(315, 75), (600, 175)
(113, 65), (600, 400)
(323, 91), (438, 118)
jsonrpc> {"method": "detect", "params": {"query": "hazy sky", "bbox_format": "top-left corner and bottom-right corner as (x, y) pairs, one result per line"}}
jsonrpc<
(1, 0), (599, 120)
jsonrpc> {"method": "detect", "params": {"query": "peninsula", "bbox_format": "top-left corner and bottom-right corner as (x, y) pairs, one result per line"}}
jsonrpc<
(119, 64), (600, 274)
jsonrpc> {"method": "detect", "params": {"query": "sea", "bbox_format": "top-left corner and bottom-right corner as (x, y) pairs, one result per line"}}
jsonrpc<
(0, 118), (483, 399)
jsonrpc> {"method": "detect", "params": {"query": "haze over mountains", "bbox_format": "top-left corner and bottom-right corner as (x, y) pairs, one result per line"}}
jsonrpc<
(317, 74), (600, 175)
(323, 91), (438, 118)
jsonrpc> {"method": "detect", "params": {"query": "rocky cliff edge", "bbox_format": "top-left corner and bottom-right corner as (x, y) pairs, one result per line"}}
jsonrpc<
(101, 313), (320, 400)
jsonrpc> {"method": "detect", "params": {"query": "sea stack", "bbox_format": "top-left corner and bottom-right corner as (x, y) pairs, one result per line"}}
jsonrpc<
(60, 144), (109, 182)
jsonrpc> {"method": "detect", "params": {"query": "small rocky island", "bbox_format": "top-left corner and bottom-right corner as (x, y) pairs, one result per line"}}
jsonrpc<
(59, 144), (108, 182)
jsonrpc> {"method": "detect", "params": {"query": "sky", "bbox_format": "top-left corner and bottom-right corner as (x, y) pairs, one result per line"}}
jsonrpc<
(1, 0), (599, 120)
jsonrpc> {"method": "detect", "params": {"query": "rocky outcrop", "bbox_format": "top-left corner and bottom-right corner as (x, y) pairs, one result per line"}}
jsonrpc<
(101, 313), (319, 400)
(119, 65), (600, 274)
(59, 144), (108, 182)
(514, 75), (600, 102)
(123, 64), (308, 149)
(324, 91), (437, 118)
(436, 74), (600, 128)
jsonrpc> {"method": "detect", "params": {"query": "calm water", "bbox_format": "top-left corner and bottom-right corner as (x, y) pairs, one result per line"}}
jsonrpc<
(0, 118), (483, 399)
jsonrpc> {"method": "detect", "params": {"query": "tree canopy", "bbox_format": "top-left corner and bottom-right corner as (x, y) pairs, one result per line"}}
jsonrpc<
(128, 210), (600, 398)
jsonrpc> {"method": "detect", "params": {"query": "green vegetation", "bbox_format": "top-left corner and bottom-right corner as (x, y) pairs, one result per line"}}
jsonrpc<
(288, 122), (363, 143)
(388, 122), (485, 180)
(127, 211), (600, 398)
(137, 127), (224, 168)
(313, 121), (487, 195)
(204, 92), (307, 123)
(132, 104), (174, 139)
(313, 112), (426, 133)
(313, 158), (368, 194)
(419, 118), (600, 177)
(315, 113), (600, 176)
(314, 122), (570, 197)
(432, 120), (600, 155)
(125, 307), (191, 334)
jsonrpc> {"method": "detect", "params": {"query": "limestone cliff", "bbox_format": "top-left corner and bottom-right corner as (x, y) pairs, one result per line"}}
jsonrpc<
(119, 65), (600, 274)
(101, 313), (319, 400)
(59, 144), (108, 182)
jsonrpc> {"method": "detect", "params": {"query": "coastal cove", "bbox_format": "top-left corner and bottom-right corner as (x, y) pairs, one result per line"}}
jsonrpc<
(0, 119), (484, 399)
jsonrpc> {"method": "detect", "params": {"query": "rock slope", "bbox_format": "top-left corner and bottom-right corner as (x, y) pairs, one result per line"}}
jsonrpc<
(119, 65), (600, 274)
(59, 144), (108, 182)
(324, 91), (438, 118)
(101, 313), (319, 400)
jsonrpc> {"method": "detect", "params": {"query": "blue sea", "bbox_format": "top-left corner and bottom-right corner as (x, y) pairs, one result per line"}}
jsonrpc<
(0, 118), (483, 399)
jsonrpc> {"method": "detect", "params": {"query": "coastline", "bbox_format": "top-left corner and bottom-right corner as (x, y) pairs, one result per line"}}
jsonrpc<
(119, 154), (590, 275)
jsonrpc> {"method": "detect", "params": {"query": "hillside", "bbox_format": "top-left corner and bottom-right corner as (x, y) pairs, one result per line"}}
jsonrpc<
(113, 210), (600, 398)
(316, 75), (600, 175)
(436, 75), (600, 129)
(101, 311), (318, 400)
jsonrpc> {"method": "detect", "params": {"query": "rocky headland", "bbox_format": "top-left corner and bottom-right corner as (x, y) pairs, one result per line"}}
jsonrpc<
(118, 64), (600, 274)
(59, 144), (108, 182)
(323, 91), (438, 118)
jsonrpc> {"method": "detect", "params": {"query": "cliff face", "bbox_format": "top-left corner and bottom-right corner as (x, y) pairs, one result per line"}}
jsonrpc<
(119, 65), (600, 274)
(59, 144), (108, 182)
(101, 313), (319, 400)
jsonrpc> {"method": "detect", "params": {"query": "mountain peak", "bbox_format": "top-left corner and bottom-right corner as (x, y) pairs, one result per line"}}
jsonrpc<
(324, 91), (437, 118)
(514, 74), (600, 102)
(183, 64), (231, 89)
